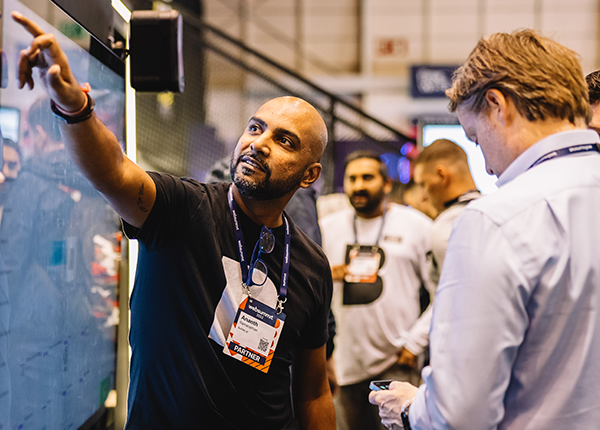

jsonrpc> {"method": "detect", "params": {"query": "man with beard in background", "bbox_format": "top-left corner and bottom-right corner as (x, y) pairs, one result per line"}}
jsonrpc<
(13, 11), (335, 430)
(319, 150), (433, 430)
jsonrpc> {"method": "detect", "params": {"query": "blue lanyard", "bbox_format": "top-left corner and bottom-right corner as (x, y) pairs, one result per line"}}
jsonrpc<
(228, 186), (291, 312)
(529, 143), (600, 169)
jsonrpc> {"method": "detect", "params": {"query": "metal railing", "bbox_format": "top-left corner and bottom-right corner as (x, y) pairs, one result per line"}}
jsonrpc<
(135, 3), (414, 194)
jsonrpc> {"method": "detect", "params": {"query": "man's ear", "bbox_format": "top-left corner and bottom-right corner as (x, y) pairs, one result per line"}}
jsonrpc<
(484, 89), (510, 126)
(383, 177), (393, 195)
(436, 164), (450, 187)
(299, 162), (322, 188)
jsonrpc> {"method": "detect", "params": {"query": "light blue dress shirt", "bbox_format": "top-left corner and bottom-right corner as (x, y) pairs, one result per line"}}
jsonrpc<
(410, 129), (600, 429)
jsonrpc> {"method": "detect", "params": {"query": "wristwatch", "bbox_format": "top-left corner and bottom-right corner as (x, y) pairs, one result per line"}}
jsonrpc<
(401, 401), (412, 430)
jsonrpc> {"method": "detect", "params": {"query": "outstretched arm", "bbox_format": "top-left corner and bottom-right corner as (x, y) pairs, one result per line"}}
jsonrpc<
(13, 11), (155, 228)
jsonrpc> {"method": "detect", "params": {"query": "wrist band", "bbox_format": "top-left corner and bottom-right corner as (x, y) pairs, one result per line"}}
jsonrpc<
(401, 398), (414, 430)
(51, 91), (95, 124)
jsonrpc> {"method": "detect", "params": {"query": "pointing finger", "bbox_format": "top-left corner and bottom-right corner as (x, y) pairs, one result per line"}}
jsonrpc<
(12, 11), (81, 103)
(12, 11), (45, 37)
(17, 33), (69, 88)
(17, 48), (35, 89)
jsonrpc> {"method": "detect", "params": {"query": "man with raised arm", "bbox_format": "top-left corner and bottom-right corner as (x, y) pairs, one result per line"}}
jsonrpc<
(13, 12), (335, 430)
(370, 30), (600, 429)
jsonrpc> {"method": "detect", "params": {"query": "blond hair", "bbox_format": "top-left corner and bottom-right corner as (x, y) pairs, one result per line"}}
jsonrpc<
(415, 139), (471, 176)
(446, 29), (591, 124)
(416, 139), (468, 166)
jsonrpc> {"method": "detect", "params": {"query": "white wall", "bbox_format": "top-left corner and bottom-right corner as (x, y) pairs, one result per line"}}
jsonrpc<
(204, 0), (600, 134)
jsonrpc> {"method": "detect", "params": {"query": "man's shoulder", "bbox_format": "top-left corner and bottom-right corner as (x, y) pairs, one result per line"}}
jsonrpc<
(387, 202), (432, 226)
(290, 218), (329, 263)
(463, 157), (600, 227)
(151, 171), (227, 189)
(150, 172), (229, 199)
(434, 199), (472, 227)
(461, 185), (527, 229)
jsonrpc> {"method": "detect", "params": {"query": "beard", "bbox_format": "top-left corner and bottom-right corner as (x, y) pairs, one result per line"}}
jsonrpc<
(349, 189), (385, 215)
(230, 151), (305, 201)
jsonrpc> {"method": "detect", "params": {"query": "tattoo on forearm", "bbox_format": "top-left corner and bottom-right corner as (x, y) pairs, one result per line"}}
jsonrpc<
(137, 183), (149, 213)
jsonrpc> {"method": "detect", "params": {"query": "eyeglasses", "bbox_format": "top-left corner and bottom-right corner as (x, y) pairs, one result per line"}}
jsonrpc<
(247, 225), (275, 286)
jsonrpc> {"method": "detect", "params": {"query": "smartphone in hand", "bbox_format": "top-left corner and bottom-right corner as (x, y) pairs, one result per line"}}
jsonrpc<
(369, 379), (394, 391)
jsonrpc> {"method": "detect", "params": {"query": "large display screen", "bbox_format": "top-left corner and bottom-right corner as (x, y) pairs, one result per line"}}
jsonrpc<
(0, 0), (124, 429)
(422, 124), (498, 195)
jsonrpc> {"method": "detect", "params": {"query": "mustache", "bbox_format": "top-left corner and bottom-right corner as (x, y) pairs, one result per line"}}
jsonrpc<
(351, 190), (370, 198)
(236, 151), (271, 174)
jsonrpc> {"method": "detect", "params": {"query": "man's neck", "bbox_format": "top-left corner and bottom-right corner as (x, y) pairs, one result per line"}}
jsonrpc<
(232, 184), (290, 228)
(440, 180), (478, 210)
(510, 116), (586, 158)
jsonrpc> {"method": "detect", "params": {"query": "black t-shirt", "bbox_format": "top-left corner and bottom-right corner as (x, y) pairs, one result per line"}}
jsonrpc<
(123, 173), (332, 430)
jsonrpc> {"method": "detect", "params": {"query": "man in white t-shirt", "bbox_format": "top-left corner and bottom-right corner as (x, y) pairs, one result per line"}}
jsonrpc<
(320, 151), (433, 430)
(397, 139), (480, 367)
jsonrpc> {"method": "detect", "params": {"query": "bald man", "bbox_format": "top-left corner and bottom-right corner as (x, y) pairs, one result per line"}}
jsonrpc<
(397, 139), (480, 368)
(13, 12), (335, 430)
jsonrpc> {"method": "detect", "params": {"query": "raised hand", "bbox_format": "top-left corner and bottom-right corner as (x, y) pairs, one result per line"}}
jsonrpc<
(12, 11), (87, 113)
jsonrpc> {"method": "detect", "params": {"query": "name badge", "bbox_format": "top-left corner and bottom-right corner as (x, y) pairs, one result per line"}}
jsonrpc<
(223, 297), (286, 373)
(345, 246), (381, 284)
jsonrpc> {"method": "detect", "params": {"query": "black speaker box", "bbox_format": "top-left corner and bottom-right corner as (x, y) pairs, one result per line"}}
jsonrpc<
(130, 10), (185, 93)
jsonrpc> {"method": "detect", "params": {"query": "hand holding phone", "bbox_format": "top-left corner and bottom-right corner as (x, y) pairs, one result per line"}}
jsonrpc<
(369, 379), (394, 391)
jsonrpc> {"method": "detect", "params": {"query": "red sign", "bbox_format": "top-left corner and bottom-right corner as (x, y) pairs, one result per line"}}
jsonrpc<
(376, 38), (409, 57)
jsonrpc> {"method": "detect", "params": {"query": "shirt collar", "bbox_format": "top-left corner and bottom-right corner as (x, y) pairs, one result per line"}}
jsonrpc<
(443, 189), (481, 208)
(496, 129), (600, 187)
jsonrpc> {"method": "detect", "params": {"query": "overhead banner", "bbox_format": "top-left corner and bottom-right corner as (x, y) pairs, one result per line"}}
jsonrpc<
(411, 65), (458, 98)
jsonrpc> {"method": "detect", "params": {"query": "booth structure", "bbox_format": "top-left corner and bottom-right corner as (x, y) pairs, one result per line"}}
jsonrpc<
(0, 0), (129, 428)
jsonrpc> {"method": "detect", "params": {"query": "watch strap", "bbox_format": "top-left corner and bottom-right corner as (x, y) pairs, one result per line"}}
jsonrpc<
(401, 400), (412, 430)
(51, 92), (95, 124)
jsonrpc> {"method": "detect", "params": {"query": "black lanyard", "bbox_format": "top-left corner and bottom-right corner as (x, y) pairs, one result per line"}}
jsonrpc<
(529, 143), (600, 169)
(227, 186), (290, 313)
(443, 190), (480, 209)
(352, 208), (387, 247)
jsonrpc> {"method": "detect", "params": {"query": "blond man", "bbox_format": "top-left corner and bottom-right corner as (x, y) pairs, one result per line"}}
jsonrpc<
(370, 30), (600, 429)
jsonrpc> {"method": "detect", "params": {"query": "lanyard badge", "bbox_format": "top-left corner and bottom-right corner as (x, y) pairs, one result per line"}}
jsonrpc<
(345, 210), (387, 283)
(223, 297), (286, 373)
(226, 186), (290, 372)
(345, 246), (381, 283)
